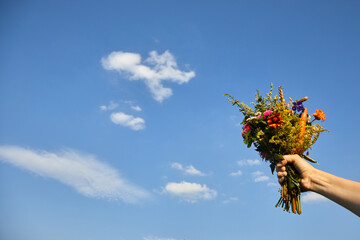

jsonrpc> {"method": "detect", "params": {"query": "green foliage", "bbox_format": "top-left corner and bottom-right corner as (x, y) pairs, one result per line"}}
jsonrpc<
(225, 84), (328, 167)
(224, 93), (255, 121)
(225, 84), (329, 214)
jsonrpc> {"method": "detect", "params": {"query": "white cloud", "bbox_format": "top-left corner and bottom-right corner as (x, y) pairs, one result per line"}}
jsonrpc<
(184, 165), (205, 176)
(237, 159), (261, 166)
(144, 237), (176, 240)
(110, 112), (145, 130)
(0, 145), (150, 203)
(99, 101), (119, 111)
(170, 162), (183, 170)
(163, 181), (217, 202)
(267, 182), (278, 187)
(252, 171), (270, 182)
(254, 176), (269, 182)
(122, 100), (142, 112)
(302, 192), (328, 203)
(101, 50), (195, 102)
(131, 105), (142, 112)
(171, 162), (205, 176)
(229, 170), (242, 177)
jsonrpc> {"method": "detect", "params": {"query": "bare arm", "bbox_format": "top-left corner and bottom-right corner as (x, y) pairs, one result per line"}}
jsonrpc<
(276, 155), (360, 217)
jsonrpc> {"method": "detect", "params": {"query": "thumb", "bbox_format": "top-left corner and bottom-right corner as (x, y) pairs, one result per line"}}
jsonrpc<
(283, 155), (297, 164)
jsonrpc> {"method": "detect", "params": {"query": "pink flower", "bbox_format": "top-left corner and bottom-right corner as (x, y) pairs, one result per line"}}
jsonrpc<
(242, 123), (251, 138)
(255, 112), (262, 119)
(263, 110), (273, 119)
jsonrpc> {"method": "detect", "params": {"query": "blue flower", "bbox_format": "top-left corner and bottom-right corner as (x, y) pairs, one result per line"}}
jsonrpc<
(292, 101), (305, 112)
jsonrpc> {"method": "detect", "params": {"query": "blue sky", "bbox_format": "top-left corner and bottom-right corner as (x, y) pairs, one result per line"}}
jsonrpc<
(0, 0), (359, 239)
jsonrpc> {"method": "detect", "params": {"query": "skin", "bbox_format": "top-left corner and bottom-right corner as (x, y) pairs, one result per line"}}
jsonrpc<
(276, 155), (360, 217)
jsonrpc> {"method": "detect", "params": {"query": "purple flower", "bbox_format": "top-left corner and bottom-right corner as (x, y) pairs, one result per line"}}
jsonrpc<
(263, 110), (273, 119)
(242, 123), (251, 138)
(292, 101), (305, 112)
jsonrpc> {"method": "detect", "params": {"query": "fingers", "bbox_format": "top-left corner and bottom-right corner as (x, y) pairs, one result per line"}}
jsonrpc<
(278, 177), (285, 184)
(276, 160), (287, 172)
(277, 170), (287, 177)
(276, 154), (309, 185)
(276, 159), (288, 184)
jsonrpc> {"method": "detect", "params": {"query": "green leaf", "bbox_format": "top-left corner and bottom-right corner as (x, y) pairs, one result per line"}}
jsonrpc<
(302, 154), (317, 163)
(270, 163), (276, 174)
(272, 154), (284, 162)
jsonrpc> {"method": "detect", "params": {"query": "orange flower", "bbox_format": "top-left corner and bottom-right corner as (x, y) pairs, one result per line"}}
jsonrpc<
(267, 112), (284, 129)
(313, 109), (326, 121)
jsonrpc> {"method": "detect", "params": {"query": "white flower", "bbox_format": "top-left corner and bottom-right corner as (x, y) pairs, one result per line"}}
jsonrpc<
(246, 116), (257, 122)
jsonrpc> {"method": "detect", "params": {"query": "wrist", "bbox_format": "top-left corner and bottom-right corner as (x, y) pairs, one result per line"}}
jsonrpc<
(301, 167), (319, 192)
(307, 168), (328, 193)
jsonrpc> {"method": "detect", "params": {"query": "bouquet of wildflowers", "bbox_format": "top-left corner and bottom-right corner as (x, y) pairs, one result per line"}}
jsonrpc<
(225, 84), (328, 214)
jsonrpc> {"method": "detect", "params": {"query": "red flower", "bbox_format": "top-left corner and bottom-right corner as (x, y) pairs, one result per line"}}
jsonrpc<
(267, 112), (284, 129)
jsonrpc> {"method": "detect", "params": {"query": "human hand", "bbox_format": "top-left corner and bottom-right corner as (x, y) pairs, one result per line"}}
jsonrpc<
(276, 154), (316, 192)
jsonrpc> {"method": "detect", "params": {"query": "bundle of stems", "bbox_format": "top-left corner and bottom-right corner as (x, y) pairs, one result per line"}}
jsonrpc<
(276, 163), (302, 214)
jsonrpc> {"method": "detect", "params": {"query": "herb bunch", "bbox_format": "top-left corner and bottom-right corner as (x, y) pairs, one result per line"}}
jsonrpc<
(225, 84), (328, 214)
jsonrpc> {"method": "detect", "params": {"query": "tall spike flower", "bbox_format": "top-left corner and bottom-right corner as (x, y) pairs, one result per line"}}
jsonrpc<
(299, 96), (308, 102)
(278, 86), (285, 103)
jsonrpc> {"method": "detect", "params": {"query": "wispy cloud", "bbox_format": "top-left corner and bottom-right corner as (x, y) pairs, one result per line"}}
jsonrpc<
(171, 162), (205, 176)
(229, 170), (242, 177)
(267, 182), (278, 187)
(99, 101), (119, 111)
(252, 171), (269, 182)
(163, 181), (217, 203)
(237, 159), (261, 166)
(122, 100), (142, 112)
(101, 50), (195, 102)
(110, 112), (145, 130)
(143, 236), (176, 240)
(0, 145), (151, 203)
(222, 197), (239, 204)
(302, 192), (328, 203)
(100, 100), (142, 112)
